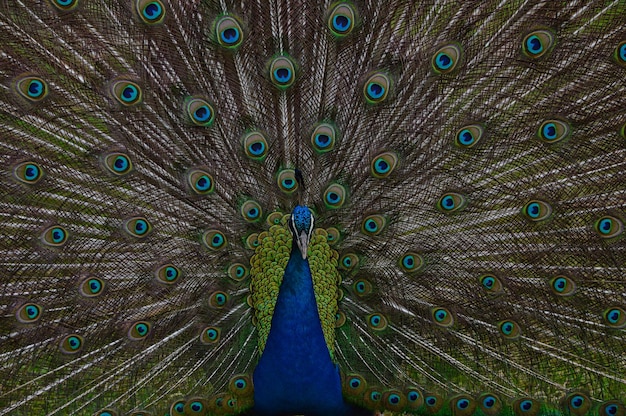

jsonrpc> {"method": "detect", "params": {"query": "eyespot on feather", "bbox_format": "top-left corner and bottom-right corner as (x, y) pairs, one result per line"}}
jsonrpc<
(16, 76), (48, 102)
(214, 15), (244, 49)
(103, 152), (133, 176)
(327, 3), (357, 37)
(203, 230), (227, 250)
(136, 0), (165, 25)
(363, 72), (391, 104)
(370, 152), (398, 178)
(128, 321), (151, 341)
(185, 97), (215, 127)
(522, 29), (555, 59)
(432, 44), (462, 74)
(123, 217), (152, 238)
(59, 334), (84, 354)
(200, 326), (221, 344)
(41, 225), (68, 247)
(111, 80), (142, 106)
(243, 131), (269, 161)
(13, 161), (44, 185)
(268, 55), (297, 89)
(49, 0), (79, 11)
(16, 302), (43, 323)
(537, 119), (570, 144)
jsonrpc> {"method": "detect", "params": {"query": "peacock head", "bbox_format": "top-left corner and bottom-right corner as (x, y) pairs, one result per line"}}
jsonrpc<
(288, 205), (315, 259)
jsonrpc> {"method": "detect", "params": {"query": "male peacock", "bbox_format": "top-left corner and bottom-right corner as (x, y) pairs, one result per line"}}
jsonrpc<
(0, 0), (625, 415)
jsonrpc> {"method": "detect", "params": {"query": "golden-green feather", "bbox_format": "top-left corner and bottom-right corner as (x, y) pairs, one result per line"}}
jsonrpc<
(0, 0), (625, 415)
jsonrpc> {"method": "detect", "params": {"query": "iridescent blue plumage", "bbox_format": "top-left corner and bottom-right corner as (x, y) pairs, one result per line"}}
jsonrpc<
(253, 206), (369, 416)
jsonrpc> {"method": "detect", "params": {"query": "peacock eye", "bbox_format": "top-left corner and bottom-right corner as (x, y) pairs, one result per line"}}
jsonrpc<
(334, 310), (346, 327)
(352, 278), (372, 296)
(243, 131), (269, 161)
(339, 253), (358, 271)
(240, 200), (262, 222)
(227, 263), (249, 281)
(323, 183), (347, 209)
(208, 291), (229, 308)
(455, 124), (484, 148)
(215, 15), (244, 48)
(13, 161), (43, 185)
(425, 394), (441, 409)
(59, 334), (84, 354)
(171, 400), (186, 415)
(185, 97), (215, 126)
(603, 307), (626, 328)
(327, 3), (356, 37)
(522, 200), (552, 222)
(16, 303), (43, 323)
(514, 398), (538, 414)
(124, 217), (152, 238)
(594, 216), (623, 239)
(522, 29), (554, 58)
(269, 56), (297, 89)
(276, 169), (298, 194)
(111, 80), (142, 106)
(370, 152), (398, 178)
(50, 0), (79, 11)
(128, 321), (151, 341)
(245, 232), (259, 250)
(363, 72), (391, 103)
(361, 214), (387, 236)
(431, 307), (454, 327)
(479, 274), (504, 296)
(41, 225), (68, 247)
(79, 277), (105, 297)
(451, 395), (474, 414)
(432, 44), (462, 74)
(311, 123), (337, 153)
(322, 227), (338, 246)
(155, 264), (180, 284)
(203, 229), (227, 250)
(437, 192), (466, 213)
(16, 76), (48, 102)
(228, 374), (253, 396)
(200, 326), (221, 344)
(549, 275), (577, 296)
(369, 390), (382, 401)
(366, 313), (388, 330)
(498, 320), (521, 339)
(400, 252), (424, 273)
(349, 377), (362, 389)
(537, 119), (570, 143)
(599, 401), (624, 416)
(383, 391), (405, 411)
(187, 169), (214, 195)
(564, 392), (589, 414)
(136, 0), (165, 24)
(406, 388), (423, 410)
(187, 399), (205, 413)
(103, 152), (133, 176)
(478, 393), (502, 415)
(482, 397), (494, 408)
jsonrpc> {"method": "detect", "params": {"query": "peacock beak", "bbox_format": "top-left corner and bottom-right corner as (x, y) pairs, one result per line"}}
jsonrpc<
(296, 231), (309, 259)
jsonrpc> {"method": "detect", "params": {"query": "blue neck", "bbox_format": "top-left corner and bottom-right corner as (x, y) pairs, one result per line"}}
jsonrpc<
(252, 244), (366, 416)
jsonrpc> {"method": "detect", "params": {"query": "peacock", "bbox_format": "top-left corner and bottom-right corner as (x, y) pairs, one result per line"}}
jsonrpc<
(1, 0), (625, 415)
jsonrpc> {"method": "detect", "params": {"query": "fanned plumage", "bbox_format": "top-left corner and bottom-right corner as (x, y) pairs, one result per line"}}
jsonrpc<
(1, 1), (625, 415)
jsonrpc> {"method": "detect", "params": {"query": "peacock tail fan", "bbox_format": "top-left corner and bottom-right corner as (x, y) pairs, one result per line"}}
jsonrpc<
(1, 0), (625, 415)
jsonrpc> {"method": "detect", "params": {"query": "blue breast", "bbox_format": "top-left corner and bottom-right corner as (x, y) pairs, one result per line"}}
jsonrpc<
(252, 245), (370, 416)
